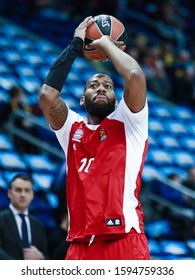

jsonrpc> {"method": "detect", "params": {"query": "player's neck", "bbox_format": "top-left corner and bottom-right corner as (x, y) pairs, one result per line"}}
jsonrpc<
(87, 114), (104, 125)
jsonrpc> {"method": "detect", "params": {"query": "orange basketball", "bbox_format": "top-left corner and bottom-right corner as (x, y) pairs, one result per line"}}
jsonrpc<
(84, 14), (128, 61)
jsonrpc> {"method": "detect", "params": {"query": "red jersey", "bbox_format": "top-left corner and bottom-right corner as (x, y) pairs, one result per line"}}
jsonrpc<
(54, 98), (148, 242)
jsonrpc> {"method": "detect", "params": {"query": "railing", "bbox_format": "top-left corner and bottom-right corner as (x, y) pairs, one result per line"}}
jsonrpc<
(4, 109), (64, 160)
(145, 177), (195, 220)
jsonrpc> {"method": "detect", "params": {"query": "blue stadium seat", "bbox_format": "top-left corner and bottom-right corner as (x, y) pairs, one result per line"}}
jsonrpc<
(186, 122), (195, 137)
(147, 149), (173, 166)
(36, 40), (58, 54)
(23, 52), (44, 66)
(0, 74), (18, 91)
(0, 89), (9, 103)
(142, 164), (162, 183)
(0, 133), (15, 151)
(160, 240), (190, 257)
(0, 35), (12, 49)
(148, 239), (162, 257)
(186, 239), (195, 255)
(145, 219), (176, 239)
(61, 95), (78, 111)
(14, 38), (35, 52)
(150, 104), (173, 119)
(2, 23), (26, 37)
(164, 120), (189, 136)
(3, 49), (24, 65)
(158, 135), (181, 150)
(148, 119), (166, 135)
(15, 65), (36, 78)
(172, 106), (194, 122)
(171, 150), (194, 169)
(181, 137), (195, 152)
(32, 172), (55, 192)
(0, 62), (12, 75)
(22, 154), (57, 174)
(72, 57), (92, 74)
(0, 151), (27, 172)
(70, 84), (85, 100)
(19, 76), (41, 95)
(66, 72), (82, 84)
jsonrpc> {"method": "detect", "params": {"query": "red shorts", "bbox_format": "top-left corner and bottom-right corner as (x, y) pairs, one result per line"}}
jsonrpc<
(65, 232), (150, 260)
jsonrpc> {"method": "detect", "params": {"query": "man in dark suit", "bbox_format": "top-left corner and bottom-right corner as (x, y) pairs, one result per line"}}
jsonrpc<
(0, 173), (49, 260)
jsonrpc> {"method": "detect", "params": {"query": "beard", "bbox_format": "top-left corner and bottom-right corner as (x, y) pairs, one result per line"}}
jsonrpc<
(84, 96), (116, 118)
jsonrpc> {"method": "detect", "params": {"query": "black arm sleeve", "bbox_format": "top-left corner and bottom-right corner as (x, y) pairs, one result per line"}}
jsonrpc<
(44, 37), (83, 92)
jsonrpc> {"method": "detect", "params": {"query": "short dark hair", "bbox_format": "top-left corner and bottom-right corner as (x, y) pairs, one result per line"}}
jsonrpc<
(9, 85), (23, 98)
(9, 173), (34, 189)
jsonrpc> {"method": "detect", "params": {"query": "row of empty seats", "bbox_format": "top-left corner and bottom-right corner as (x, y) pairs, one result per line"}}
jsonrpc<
(0, 134), (58, 192)
(146, 219), (195, 259)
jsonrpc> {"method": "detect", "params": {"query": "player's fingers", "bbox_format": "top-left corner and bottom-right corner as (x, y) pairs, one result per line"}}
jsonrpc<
(114, 40), (124, 46)
(87, 16), (96, 25)
(78, 16), (94, 29)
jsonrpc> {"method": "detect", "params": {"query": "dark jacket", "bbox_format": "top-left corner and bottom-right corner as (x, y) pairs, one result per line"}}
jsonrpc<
(0, 208), (49, 260)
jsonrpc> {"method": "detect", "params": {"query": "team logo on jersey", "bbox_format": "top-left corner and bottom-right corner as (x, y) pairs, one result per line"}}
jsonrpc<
(99, 128), (107, 142)
(72, 128), (83, 142)
(106, 218), (122, 226)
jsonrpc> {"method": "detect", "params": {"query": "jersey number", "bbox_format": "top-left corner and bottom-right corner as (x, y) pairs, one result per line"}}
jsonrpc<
(78, 158), (94, 173)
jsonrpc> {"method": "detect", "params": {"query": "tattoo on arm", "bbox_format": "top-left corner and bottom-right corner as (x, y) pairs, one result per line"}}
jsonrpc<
(48, 98), (68, 129)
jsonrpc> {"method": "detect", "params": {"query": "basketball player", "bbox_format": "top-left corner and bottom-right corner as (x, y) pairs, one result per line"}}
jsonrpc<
(39, 16), (150, 260)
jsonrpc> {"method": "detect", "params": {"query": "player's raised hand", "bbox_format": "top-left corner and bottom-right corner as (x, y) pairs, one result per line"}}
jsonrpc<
(74, 16), (95, 42)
